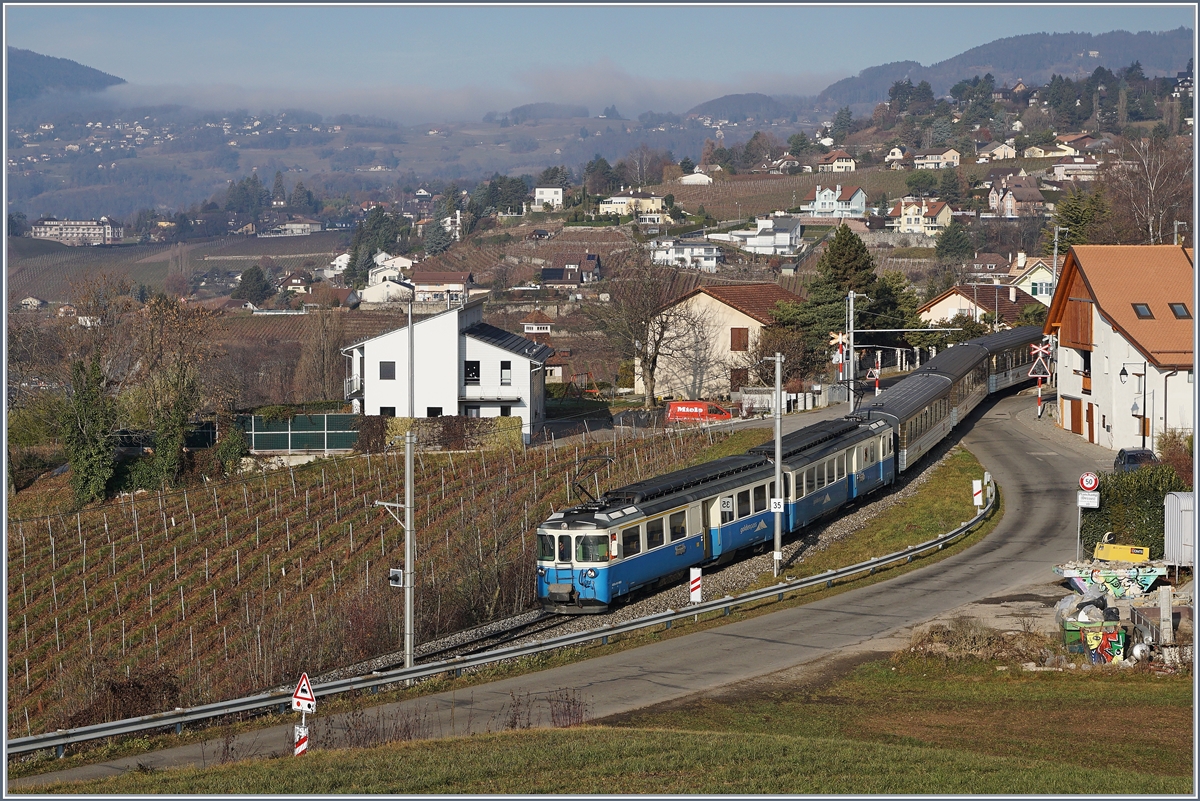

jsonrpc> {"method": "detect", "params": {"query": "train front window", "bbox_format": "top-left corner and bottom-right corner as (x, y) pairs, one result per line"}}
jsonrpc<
(537, 534), (555, 561)
(669, 511), (686, 541)
(557, 535), (572, 562)
(622, 525), (642, 556)
(646, 518), (665, 549)
(576, 535), (609, 562)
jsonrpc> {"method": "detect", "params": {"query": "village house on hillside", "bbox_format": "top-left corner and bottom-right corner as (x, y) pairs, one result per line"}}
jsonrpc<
(816, 150), (856, 172)
(643, 283), (803, 400)
(342, 297), (553, 444)
(918, 283), (1040, 328)
(799, 184), (867, 218)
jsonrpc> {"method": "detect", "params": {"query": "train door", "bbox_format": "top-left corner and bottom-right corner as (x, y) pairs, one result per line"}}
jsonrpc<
(691, 504), (710, 560)
(701, 498), (718, 559)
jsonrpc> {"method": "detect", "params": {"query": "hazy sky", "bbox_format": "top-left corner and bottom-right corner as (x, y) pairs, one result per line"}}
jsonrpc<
(5, 4), (1196, 123)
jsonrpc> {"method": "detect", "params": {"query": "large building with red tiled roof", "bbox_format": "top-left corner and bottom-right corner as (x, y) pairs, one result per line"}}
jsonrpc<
(1044, 245), (1194, 450)
(636, 283), (803, 400)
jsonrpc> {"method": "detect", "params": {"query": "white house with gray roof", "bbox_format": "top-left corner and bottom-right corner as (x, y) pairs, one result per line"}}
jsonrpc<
(342, 297), (553, 443)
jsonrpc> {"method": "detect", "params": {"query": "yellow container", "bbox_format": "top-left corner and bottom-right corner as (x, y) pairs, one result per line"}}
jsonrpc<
(1093, 543), (1150, 563)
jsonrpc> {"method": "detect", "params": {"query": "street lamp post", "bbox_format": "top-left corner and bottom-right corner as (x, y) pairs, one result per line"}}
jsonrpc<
(1119, 361), (1148, 448)
(1174, 221), (1187, 245)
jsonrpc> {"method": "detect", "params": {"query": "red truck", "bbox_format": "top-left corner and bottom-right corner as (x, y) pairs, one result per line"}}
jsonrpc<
(665, 400), (733, 424)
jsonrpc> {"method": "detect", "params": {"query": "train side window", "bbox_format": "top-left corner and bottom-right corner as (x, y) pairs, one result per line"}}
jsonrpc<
(669, 511), (687, 541)
(806, 466), (816, 495)
(622, 525), (642, 557)
(826, 459), (835, 485)
(557, 535), (572, 562)
(737, 490), (751, 518)
(753, 484), (767, 512)
(720, 496), (735, 525)
(816, 463), (826, 490)
(837, 454), (846, 480)
(646, 518), (665, 550)
(783, 474), (791, 498)
(537, 534), (555, 561)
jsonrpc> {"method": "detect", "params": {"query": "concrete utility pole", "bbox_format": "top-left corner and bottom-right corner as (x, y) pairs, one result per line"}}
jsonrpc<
(773, 353), (783, 577)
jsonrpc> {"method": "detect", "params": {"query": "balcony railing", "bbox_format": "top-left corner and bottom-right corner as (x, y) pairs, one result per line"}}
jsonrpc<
(344, 374), (362, 399)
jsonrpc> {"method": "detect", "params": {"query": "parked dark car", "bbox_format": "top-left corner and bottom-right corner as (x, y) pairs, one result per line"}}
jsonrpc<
(1114, 448), (1160, 473)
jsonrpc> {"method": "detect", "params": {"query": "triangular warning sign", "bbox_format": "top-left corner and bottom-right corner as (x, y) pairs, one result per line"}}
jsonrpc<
(1028, 357), (1051, 379)
(292, 672), (316, 712)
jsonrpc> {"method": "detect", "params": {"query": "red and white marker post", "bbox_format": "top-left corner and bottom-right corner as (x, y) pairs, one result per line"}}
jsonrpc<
(1029, 343), (1053, 418)
(291, 672), (316, 756)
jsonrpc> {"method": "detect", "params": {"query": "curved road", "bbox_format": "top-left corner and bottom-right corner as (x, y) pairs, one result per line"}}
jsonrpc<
(11, 390), (1115, 789)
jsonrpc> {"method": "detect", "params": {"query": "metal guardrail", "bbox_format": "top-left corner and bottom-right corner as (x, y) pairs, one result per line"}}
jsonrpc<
(8, 480), (996, 758)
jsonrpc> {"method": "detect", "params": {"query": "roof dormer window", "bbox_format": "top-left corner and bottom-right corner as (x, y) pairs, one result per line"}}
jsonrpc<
(1132, 303), (1154, 319)
(1169, 303), (1191, 319)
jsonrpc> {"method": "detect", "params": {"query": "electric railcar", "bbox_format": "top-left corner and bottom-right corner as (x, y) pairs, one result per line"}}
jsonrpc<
(536, 326), (1042, 613)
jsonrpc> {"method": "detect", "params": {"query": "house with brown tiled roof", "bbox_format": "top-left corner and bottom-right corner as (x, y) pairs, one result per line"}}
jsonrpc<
(886, 198), (952, 236)
(917, 283), (1041, 330)
(638, 283), (803, 400)
(1003, 252), (1062, 305)
(816, 150), (856, 172)
(1044, 245), (1194, 450)
(520, 309), (554, 345)
(964, 252), (1010, 279)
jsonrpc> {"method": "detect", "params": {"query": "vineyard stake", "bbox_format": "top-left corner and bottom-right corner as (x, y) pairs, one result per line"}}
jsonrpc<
(184, 490), (190, 517)
(111, 542), (115, 576)
(77, 513), (82, 545)
(174, 546), (179, 581)
(330, 560), (336, 593)
(225, 516), (229, 547)
(236, 551), (240, 585)
(87, 619), (93, 656)
(114, 581), (121, 616)
(149, 582), (153, 616)
(287, 519), (291, 552)
(213, 589), (218, 623)
(316, 520), (321, 552)
(180, 585), (186, 621)
(51, 575), (58, 611)
(154, 624), (160, 661)
(140, 543), (146, 575)
(310, 593), (317, 626)
(205, 548), (209, 582)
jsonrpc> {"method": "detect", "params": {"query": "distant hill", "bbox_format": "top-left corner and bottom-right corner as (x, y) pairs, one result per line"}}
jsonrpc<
(508, 102), (589, 124)
(685, 93), (813, 122)
(7, 47), (125, 102)
(817, 28), (1193, 107)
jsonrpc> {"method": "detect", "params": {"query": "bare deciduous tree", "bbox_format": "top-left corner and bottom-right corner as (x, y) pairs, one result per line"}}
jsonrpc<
(294, 307), (346, 402)
(1099, 136), (1193, 245)
(583, 252), (703, 409)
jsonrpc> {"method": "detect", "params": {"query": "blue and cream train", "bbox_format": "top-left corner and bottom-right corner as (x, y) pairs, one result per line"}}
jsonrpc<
(536, 326), (1041, 613)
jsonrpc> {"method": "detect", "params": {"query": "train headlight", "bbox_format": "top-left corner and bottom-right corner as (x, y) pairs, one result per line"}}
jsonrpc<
(537, 567), (546, 577)
(585, 568), (598, 578)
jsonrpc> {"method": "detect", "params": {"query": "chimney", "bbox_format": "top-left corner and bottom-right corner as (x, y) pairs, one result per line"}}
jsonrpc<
(1009, 286), (1017, 303)
(1017, 251), (1027, 268)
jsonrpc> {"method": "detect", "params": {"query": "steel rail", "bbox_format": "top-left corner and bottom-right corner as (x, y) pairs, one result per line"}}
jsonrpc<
(8, 480), (995, 758)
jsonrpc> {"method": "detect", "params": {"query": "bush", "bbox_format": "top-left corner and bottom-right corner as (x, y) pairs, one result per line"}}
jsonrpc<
(1080, 465), (1189, 558)
(1157, 428), (1193, 487)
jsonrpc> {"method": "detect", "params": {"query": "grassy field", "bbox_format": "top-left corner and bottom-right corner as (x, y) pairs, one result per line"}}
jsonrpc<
(22, 653), (1191, 794)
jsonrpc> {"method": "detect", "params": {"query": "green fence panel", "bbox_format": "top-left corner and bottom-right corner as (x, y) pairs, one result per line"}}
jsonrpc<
(327, 431), (358, 449)
(256, 417), (291, 433)
(291, 432), (326, 450)
(290, 415), (325, 432)
(253, 433), (289, 451)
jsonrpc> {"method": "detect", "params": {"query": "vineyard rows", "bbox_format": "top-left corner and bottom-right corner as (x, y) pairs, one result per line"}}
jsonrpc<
(7, 246), (175, 303)
(654, 170), (911, 221)
(7, 426), (729, 737)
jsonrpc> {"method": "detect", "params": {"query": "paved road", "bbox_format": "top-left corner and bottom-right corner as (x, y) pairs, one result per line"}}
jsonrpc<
(11, 390), (1114, 790)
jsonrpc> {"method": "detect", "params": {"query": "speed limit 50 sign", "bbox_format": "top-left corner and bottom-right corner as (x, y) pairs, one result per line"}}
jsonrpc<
(1079, 472), (1099, 492)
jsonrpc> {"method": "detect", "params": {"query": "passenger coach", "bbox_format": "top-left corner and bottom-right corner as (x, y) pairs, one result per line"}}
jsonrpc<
(537, 326), (1043, 613)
